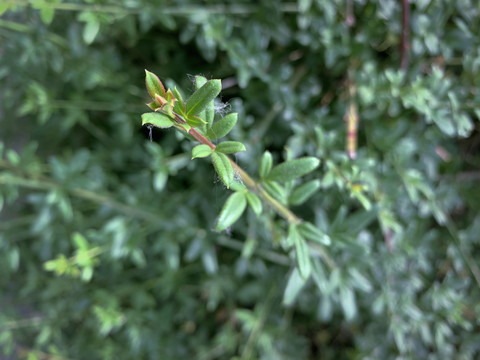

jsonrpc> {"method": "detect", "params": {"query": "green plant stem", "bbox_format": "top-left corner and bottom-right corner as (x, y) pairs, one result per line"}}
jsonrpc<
(0, 171), (161, 224)
(172, 113), (302, 224)
(170, 111), (336, 268)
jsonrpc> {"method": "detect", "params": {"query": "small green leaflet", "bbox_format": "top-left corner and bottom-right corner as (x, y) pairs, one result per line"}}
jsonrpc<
(267, 157), (320, 183)
(259, 151), (273, 178)
(215, 191), (247, 231)
(289, 224), (312, 279)
(297, 221), (331, 246)
(206, 113), (238, 139)
(145, 70), (166, 99)
(192, 144), (214, 159)
(289, 180), (321, 205)
(185, 114), (207, 127)
(141, 112), (173, 128)
(173, 87), (186, 116)
(186, 79), (221, 117)
(283, 267), (307, 307)
(211, 152), (234, 188)
(245, 192), (262, 216)
(215, 141), (246, 154)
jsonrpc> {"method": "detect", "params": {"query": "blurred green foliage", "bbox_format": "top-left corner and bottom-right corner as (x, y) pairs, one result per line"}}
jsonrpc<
(1, 0), (480, 359)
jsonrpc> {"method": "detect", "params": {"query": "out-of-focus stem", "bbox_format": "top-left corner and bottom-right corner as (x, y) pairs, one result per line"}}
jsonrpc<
(400, 0), (410, 70)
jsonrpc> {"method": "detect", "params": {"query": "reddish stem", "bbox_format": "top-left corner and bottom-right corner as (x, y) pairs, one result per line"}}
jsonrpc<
(400, 0), (410, 70)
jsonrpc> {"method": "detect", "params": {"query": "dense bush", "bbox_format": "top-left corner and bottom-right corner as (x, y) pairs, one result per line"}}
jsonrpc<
(1, 0), (479, 359)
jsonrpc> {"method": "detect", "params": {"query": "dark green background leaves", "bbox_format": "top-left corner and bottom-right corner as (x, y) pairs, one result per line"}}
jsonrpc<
(1, 1), (480, 359)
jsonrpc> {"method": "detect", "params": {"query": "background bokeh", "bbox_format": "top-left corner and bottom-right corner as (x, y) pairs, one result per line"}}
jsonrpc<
(1, 1), (480, 359)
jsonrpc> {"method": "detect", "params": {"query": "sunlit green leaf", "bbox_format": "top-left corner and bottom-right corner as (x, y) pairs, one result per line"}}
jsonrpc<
(145, 70), (166, 99)
(194, 76), (208, 122)
(40, 7), (54, 25)
(215, 141), (246, 154)
(291, 224), (311, 279)
(195, 75), (208, 90)
(289, 180), (321, 205)
(340, 286), (357, 320)
(83, 20), (100, 45)
(215, 191), (247, 231)
(245, 192), (262, 216)
(211, 152), (233, 188)
(192, 144), (214, 159)
(186, 79), (221, 117)
(206, 113), (238, 139)
(141, 112), (173, 128)
(259, 151), (273, 178)
(72, 232), (88, 251)
(173, 87), (185, 115)
(283, 267), (307, 307)
(297, 222), (331, 246)
(185, 114), (207, 127)
(202, 246), (218, 274)
(262, 180), (287, 204)
(267, 157), (320, 183)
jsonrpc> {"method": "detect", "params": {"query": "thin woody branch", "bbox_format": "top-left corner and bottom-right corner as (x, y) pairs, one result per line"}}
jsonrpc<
(400, 0), (410, 70)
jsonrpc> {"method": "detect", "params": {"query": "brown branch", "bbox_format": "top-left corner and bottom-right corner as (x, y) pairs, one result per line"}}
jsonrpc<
(400, 0), (410, 70)
(346, 0), (355, 27)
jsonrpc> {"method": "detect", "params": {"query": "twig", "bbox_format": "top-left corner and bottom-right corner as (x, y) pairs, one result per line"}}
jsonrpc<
(346, 0), (355, 27)
(400, 0), (410, 70)
(172, 112), (303, 225)
(2, 1), (299, 15)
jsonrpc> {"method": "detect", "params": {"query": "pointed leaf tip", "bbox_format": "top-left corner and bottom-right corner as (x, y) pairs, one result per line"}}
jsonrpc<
(145, 70), (166, 99)
(215, 141), (246, 154)
(259, 151), (273, 178)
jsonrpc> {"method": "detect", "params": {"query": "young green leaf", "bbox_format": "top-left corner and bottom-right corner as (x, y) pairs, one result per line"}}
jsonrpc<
(206, 113), (238, 139)
(262, 180), (287, 204)
(289, 180), (321, 205)
(283, 267), (307, 307)
(290, 224), (311, 279)
(72, 232), (89, 251)
(230, 181), (247, 192)
(141, 112), (174, 128)
(215, 141), (246, 154)
(194, 76), (208, 123)
(186, 79), (221, 117)
(195, 75), (208, 90)
(215, 191), (247, 231)
(205, 100), (215, 130)
(259, 151), (273, 178)
(173, 87), (186, 116)
(192, 144), (214, 159)
(145, 70), (166, 99)
(267, 157), (320, 183)
(185, 114), (207, 127)
(241, 237), (257, 258)
(297, 221), (331, 246)
(211, 152), (234, 188)
(245, 192), (262, 216)
(146, 100), (160, 111)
